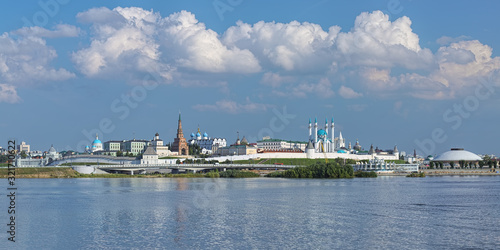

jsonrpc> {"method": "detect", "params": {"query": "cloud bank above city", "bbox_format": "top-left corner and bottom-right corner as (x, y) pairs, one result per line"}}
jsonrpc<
(2, 6), (500, 105)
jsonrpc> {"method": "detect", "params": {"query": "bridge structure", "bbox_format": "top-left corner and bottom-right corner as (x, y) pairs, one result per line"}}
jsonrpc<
(74, 163), (299, 175)
(47, 155), (138, 166)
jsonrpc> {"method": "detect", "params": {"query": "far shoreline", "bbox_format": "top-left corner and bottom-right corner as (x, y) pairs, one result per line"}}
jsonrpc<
(378, 169), (500, 176)
(2, 167), (500, 179)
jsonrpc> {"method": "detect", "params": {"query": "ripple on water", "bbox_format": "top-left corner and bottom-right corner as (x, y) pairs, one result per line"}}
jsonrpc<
(13, 177), (500, 249)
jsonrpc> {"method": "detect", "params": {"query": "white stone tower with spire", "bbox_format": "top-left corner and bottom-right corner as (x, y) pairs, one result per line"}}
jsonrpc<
(393, 145), (399, 159)
(324, 118), (329, 152)
(331, 117), (335, 151)
(308, 118), (312, 142)
(335, 130), (345, 149)
(314, 117), (318, 146)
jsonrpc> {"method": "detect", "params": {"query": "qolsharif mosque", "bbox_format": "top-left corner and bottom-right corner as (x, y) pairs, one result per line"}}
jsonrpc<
(304, 117), (400, 160)
(308, 118), (345, 153)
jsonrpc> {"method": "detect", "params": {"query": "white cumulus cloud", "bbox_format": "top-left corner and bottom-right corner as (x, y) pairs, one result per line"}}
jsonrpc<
(223, 20), (340, 72)
(0, 27), (75, 103)
(338, 85), (363, 99)
(70, 8), (500, 100)
(161, 11), (261, 73)
(72, 7), (261, 83)
(13, 24), (80, 38)
(335, 11), (435, 70)
(0, 84), (21, 104)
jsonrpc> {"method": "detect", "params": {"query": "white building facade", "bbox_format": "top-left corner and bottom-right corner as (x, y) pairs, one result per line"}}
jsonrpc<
(151, 133), (171, 157)
(141, 146), (159, 165)
(257, 139), (307, 151)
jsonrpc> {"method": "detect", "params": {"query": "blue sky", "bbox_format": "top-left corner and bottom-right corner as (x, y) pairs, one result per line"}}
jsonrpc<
(1, 0), (500, 157)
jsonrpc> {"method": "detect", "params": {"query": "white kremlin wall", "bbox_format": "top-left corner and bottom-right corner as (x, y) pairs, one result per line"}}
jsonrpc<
(208, 152), (398, 162)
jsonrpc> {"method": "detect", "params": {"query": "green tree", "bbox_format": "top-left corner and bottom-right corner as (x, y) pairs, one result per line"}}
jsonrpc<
(189, 144), (201, 156)
(270, 162), (355, 179)
(0, 155), (8, 163)
(116, 151), (123, 157)
(20, 151), (27, 159)
(483, 154), (492, 161)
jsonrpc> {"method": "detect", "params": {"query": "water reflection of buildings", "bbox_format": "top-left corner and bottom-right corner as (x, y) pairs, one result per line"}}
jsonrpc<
(174, 178), (188, 243)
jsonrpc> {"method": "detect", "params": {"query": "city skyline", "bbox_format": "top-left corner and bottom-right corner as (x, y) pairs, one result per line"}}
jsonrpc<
(1, 0), (500, 156)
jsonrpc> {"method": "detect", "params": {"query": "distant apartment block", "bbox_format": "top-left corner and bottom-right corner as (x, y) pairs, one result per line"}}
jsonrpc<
(103, 141), (122, 151)
(17, 141), (30, 152)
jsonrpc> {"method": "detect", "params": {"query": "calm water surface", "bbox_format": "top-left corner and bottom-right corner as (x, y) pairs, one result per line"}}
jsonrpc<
(7, 176), (500, 249)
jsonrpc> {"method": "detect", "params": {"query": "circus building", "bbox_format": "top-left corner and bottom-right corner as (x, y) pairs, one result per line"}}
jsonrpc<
(432, 148), (482, 168)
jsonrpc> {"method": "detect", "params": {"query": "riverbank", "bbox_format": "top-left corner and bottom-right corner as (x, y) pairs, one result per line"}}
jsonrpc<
(0, 167), (259, 179)
(1, 167), (500, 178)
(0, 167), (80, 178)
(376, 169), (500, 176)
(423, 169), (500, 176)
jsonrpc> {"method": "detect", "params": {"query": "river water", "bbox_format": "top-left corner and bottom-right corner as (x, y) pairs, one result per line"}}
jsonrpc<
(6, 176), (500, 249)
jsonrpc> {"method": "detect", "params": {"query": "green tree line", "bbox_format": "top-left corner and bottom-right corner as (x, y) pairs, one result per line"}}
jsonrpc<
(266, 162), (354, 178)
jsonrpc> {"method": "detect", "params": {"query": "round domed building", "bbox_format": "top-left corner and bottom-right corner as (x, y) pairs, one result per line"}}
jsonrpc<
(432, 148), (482, 168)
(91, 134), (103, 153)
(45, 145), (60, 163)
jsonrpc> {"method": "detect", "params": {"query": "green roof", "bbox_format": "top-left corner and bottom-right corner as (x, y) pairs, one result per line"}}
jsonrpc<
(257, 139), (308, 144)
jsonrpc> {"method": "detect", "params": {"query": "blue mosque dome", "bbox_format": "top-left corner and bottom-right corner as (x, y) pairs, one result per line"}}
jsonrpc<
(85, 145), (90, 149)
(203, 132), (208, 137)
(317, 129), (327, 137)
(196, 132), (201, 137)
(191, 133), (195, 138)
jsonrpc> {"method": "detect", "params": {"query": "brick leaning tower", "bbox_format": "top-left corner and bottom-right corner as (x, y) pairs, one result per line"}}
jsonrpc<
(171, 112), (189, 155)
